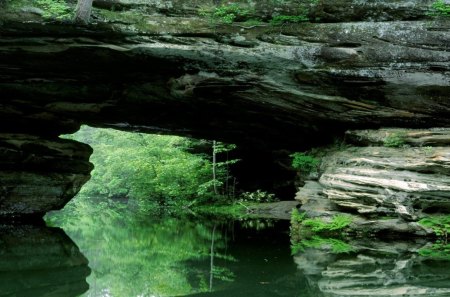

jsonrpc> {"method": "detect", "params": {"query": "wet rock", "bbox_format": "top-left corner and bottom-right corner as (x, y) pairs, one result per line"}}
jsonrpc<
(0, 134), (93, 217)
(247, 201), (300, 220)
(0, 224), (90, 297)
(297, 128), (450, 236)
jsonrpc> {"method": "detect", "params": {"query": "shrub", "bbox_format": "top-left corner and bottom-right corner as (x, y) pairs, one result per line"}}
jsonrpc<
(419, 215), (450, 238)
(36, 0), (72, 20)
(290, 152), (320, 173)
(200, 4), (251, 24)
(430, 0), (450, 17)
(270, 14), (309, 25)
(383, 132), (406, 148)
(240, 190), (278, 203)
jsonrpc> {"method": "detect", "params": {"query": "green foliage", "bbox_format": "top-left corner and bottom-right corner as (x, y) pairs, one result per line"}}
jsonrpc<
(5, 0), (73, 20)
(291, 210), (352, 235)
(62, 126), (217, 208)
(270, 14), (309, 25)
(194, 203), (249, 219)
(291, 236), (354, 255)
(290, 208), (306, 224)
(419, 215), (450, 238)
(430, 0), (450, 17)
(200, 4), (251, 24)
(36, 0), (72, 19)
(418, 241), (450, 261)
(290, 152), (320, 173)
(270, 0), (318, 25)
(383, 132), (407, 148)
(302, 215), (352, 233)
(240, 190), (278, 203)
(242, 18), (263, 26)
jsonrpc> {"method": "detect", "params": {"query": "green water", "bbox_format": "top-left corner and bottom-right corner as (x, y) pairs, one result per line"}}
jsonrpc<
(2, 198), (450, 297)
(47, 200), (300, 297)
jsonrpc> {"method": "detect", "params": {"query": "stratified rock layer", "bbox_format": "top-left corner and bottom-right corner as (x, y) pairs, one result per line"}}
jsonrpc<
(297, 128), (450, 235)
(0, 134), (93, 217)
(0, 0), (448, 216)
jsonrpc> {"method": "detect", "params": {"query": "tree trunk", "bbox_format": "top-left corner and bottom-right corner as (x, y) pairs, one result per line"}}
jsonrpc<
(212, 140), (218, 195)
(75, 0), (93, 24)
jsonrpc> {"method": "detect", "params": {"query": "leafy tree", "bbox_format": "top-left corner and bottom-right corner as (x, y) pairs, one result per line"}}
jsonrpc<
(62, 126), (238, 208)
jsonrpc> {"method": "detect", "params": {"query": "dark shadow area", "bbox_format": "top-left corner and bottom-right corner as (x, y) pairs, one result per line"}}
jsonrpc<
(0, 223), (90, 297)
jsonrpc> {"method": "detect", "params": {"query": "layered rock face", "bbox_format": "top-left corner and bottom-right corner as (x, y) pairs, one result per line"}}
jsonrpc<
(0, 0), (448, 216)
(0, 134), (93, 217)
(297, 128), (450, 235)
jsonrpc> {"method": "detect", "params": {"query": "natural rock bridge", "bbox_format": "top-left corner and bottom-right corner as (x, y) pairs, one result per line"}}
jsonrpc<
(0, 0), (449, 222)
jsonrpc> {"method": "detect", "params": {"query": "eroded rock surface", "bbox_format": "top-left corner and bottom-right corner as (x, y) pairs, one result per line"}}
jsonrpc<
(0, 0), (448, 216)
(0, 134), (93, 217)
(297, 128), (450, 235)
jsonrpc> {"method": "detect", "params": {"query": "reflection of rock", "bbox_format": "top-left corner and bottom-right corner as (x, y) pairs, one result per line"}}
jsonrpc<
(294, 240), (450, 297)
(0, 134), (93, 217)
(0, 224), (90, 297)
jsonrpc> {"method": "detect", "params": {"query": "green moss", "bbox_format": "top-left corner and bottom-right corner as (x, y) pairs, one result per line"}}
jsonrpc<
(430, 0), (450, 17)
(269, 0), (318, 25)
(291, 209), (352, 235)
(5, 0), (73, 20)
(383, 132), (407, 148)
(418, 242), (450, 261)
(419, 215), (450, 238)
(303, 215), (352, 232)
(270, 14), (309, 25)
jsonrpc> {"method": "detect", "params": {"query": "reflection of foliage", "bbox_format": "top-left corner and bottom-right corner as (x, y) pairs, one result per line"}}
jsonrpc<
(290, 210), (353, 255)
(240, 218), (276, 231)
(419, 241), (450, 261)
(212, 266), (235, 282)
(46, 197), (236, 296)
(291, 236), (354, 255)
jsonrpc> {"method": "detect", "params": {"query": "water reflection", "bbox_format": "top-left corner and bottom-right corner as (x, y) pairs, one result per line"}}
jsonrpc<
(0, 223), (90, 297)
(46, 197), (300, 297)
(294, 240), (450, 297)
(43, 197), (450, 297)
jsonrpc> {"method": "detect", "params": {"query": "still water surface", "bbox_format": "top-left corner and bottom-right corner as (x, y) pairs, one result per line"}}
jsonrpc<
(2, 199), (450, 297)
